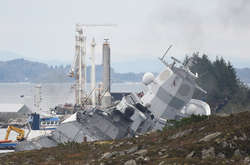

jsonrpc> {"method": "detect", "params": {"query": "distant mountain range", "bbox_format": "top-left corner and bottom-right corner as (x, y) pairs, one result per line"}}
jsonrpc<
(0, 57), (249, 83)
(0, 50), (165, 73)
(0, 59), (144, 83)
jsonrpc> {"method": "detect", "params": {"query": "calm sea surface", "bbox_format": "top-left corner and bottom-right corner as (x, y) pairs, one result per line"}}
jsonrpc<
(0, 82), (146, 111)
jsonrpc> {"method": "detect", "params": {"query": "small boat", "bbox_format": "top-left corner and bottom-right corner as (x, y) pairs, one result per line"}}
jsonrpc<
(0, 142), (17, 150)
(40, 117), (60, 130)
(29, 113), (60, 130)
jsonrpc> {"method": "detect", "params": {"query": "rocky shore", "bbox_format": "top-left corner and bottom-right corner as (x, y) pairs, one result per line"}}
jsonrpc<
(1, 111), (250, 165)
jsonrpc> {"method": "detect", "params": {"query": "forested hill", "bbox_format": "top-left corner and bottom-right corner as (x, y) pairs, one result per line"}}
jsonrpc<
(187, 53), (250, 114)
(0, 59), (70, 82)
(0, 58), (249, 84)
(0, 59), (144, 83)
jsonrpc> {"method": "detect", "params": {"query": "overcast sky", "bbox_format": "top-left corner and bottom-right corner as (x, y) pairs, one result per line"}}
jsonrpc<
(0, 0), (250, 72)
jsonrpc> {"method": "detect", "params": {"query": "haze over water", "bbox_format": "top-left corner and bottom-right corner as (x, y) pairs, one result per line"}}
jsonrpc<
(0, 83), (146, 112)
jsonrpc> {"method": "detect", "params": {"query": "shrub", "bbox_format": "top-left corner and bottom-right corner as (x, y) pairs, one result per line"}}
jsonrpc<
(164, 114), (209, 130)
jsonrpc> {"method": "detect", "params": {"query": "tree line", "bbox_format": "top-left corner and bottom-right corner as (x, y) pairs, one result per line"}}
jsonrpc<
(188, 53), (250, 114)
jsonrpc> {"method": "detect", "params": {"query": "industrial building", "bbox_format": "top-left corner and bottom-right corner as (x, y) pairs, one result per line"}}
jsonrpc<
(0, 104), (32, 122)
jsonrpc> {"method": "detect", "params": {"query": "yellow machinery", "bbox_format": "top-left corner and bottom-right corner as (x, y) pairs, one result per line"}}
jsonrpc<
(5, 126), (25, 141)
(94, 140), (114, 145)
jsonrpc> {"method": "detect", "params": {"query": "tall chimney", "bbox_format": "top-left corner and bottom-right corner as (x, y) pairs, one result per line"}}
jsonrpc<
(102, 39), (112, 107)
(103, 39), (111, 93)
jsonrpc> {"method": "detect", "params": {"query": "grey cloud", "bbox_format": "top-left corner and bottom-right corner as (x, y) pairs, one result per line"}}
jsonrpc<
(0, 0), (249, 70)
(216, 0), (250, 28)
(152, 2), (205, 50)
(150, 0), (250, 52)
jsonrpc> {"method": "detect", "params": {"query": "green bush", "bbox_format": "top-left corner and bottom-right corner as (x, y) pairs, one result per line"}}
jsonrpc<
(165, 114), (209, 130)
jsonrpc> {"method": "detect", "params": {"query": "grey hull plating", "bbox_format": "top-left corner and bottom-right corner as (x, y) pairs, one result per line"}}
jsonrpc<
(16, 96), (156, 151)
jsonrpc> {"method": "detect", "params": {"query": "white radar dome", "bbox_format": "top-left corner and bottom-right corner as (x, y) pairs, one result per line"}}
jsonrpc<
(142, 72), (155, 85)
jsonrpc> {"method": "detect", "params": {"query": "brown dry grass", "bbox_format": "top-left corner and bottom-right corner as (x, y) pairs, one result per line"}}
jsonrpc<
(1, 111), (250, 165)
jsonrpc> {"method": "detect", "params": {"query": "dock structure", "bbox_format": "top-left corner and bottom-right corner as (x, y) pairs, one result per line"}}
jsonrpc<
(0, 104), (31, 123)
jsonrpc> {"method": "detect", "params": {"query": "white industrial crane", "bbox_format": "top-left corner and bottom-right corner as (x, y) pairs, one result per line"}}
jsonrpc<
(69, 24), (116, 107)
(68, 24), (86, 106)
(90, 38), (96, 107)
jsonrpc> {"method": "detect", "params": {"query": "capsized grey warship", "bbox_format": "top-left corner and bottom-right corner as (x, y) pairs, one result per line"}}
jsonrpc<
(16, 25), (210, 151)
(15, 55), (210, 151)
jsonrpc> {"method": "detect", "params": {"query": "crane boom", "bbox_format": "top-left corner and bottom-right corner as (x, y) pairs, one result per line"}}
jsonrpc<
(78, 24), (117, 27)
(5, 126), (25, 141)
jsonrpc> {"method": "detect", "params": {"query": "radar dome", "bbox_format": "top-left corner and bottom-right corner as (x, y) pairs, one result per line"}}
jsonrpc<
(142, 72), (155, 85)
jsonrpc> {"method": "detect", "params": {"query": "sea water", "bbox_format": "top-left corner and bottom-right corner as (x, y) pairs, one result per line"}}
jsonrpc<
(0, 82), (146, 111)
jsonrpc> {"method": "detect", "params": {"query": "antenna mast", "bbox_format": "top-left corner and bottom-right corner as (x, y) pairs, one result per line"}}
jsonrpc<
(159, 45), (173, 67)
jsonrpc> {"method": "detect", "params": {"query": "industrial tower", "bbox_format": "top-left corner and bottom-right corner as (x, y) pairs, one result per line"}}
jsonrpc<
(69, 24), (116, 107)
